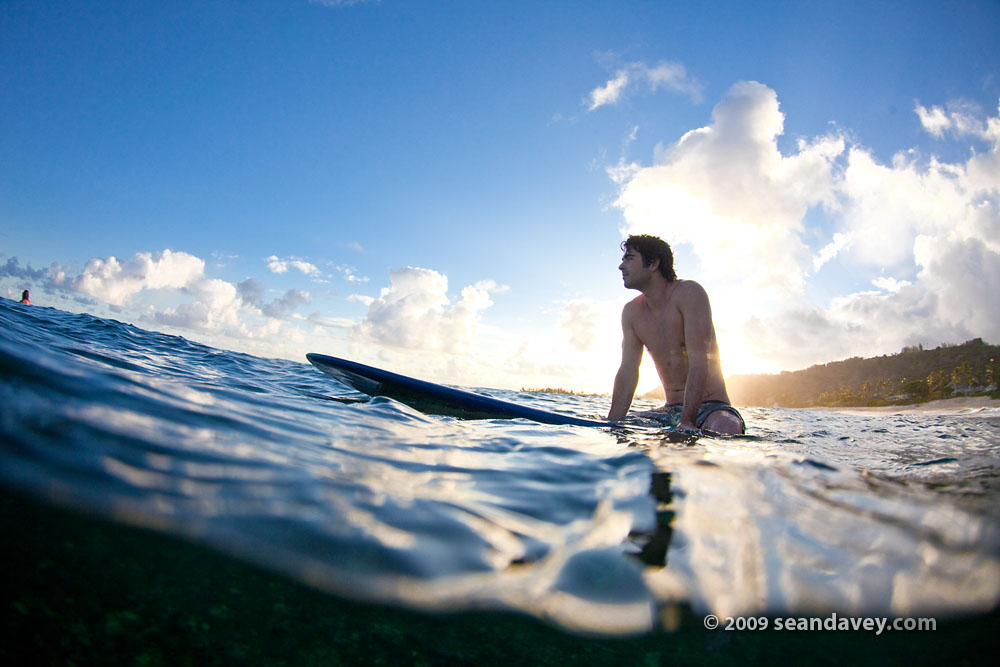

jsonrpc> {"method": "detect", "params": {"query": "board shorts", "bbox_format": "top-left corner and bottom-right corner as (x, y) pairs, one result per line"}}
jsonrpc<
(641, 401), (745, 433)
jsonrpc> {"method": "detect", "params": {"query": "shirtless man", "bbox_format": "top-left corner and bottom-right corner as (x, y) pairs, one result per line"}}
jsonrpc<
(607, 234), (744, 434)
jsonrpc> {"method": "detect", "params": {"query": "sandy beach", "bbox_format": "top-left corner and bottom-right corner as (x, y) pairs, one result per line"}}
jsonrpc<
(805, 395), (1000, 414)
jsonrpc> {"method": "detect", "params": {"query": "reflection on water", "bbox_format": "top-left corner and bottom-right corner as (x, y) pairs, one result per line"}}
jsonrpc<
(631, 472), (675, 568)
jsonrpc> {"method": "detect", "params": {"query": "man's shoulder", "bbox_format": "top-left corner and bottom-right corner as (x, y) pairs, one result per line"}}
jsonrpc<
(619, 295), (647, 327)
(672, 279), (708, 301)
(621, 294), (645, 313)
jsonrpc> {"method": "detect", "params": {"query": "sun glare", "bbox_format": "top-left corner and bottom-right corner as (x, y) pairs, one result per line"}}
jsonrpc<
(718, 331), (781, 378)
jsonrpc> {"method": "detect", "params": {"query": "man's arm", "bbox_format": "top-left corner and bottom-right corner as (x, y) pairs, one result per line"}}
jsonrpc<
(677, 283), (714, 431)
(607, 305), (644, 421)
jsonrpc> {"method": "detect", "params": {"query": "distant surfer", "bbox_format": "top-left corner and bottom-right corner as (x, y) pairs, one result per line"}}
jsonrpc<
(19, 290), (32, 305)
(608, 234), (745, 434)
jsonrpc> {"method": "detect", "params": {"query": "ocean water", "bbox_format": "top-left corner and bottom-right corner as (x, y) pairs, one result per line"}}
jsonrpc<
(2, 299), (998, 636)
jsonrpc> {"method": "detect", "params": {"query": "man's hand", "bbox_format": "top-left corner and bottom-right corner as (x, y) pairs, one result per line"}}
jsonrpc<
(677, 419), (700, 434)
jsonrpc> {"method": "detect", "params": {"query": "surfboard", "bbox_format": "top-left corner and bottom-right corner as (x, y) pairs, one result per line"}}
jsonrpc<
(306, 353), (610, 427)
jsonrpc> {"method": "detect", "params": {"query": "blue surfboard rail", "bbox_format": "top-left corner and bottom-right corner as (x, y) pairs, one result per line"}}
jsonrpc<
(306, 353), (610, 427)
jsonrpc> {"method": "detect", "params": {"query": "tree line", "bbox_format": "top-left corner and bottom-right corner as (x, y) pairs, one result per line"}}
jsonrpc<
(726, 338), (1000, 408)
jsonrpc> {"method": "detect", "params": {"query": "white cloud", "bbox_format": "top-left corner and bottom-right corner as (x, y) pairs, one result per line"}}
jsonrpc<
(0, 256), (49, 280)
(559, 299), (602, 352)
(588, 60), (702, 111)
(486, 298), (625, 393)
(744, 280), (977, 370)
(12, 248), (329, 358)
(7, 247), (623, 390)
(330, 263), (368, 283)
(238, 278), (311, 320)
(609, 82), (1000, 372)
(915, 100), (995, 140)
(152, 278), (249, 334)
(351, 267), (506, 353)
(49, 250), (205, 306)
(259, 289), (310, 322)
(871, 276), (910, 293)
(588, 70), (631, 110)
(836, 146), (976, 268)
(913, 234), (1000, 340)
(266, 255), (320, 276)
(236, 277), (266, 305)
(813, 232), (854, 271)
(645, 62), (703, 102)
(747, 232), (999, 368)
(764, 121), (998, 365)
(606, 158), (642, 185)
(348, 294), (375, 306)
(613, 81), (844, 296)
(915, 103), (951, 138)
(306, 312), (355, 330)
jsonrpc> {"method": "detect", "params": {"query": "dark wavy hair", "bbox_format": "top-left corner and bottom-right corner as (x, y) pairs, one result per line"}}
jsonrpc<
(622, 234), (676, 282)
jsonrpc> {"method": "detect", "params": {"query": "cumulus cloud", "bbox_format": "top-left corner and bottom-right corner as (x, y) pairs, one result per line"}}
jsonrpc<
(150, 276), (308, 341)
(915, 104), (951, 138)
(49, 250), (205, 306)
(352, 267), (506, 352)
(588, 60), (702, 111)
(914, 234), (1000, 339)
(266, 255), (321, 277)
(836, 146), (975, 267)
(916, 100), (996, 140)
(589, 70), (631, 110)
(237, 278), (311, 319)
(610, 82), (1000, 371)
(305, 312), (355, 330)
(871, 276), (910, 293)
(262, 289), (310, 319)
(4, 249), (207, 310)
(613, 81), (844, 296)
(348, 294), (375, 306)
(5, 247), (323, 349)
(0, 256), (49, 281)
(235, 277), (267, 305)
(813, 232), (854, 271)
(330, 263), (368, 284)
(787, 100), (1000, 357)
(559, 299), (602, 351)
(153, 278), (246, 333)
(745, 280), (976, 370)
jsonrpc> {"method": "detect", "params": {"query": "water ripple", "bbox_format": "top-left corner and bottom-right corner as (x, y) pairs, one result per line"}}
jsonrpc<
(1, 300), (998, 634)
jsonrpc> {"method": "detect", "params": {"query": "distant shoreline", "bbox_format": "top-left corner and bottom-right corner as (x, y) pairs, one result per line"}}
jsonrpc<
(798, 395), (1000, 414)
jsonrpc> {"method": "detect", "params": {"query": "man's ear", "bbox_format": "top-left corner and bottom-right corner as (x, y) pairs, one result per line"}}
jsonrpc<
(648, 257), (660, 272)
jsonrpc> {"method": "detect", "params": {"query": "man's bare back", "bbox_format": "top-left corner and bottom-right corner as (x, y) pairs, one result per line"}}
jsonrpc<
(607, 235), (744, 434)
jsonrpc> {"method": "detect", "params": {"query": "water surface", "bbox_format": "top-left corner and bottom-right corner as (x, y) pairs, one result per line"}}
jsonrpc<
(1, 299), (997, 634)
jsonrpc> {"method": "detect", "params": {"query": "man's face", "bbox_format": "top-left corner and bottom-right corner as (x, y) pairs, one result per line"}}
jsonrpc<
(619, 247), (656, 289)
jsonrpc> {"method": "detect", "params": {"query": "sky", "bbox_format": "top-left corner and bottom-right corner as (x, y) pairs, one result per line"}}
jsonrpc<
(2, 0), (999, 394)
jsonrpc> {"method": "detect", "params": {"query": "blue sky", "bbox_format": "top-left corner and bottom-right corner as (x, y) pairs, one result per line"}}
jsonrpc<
(3, 0), (999, 392)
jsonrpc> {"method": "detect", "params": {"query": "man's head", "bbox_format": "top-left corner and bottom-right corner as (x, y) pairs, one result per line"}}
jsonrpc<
(21, 290), (29, 300)
(620, 234), (676, 282)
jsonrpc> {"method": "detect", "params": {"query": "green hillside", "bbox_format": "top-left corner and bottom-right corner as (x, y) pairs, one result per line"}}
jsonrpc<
(726, 338), (1000, 407)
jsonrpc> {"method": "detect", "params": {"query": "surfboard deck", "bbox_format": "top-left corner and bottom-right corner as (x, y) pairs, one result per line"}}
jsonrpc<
(306, 353), (610, 427)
